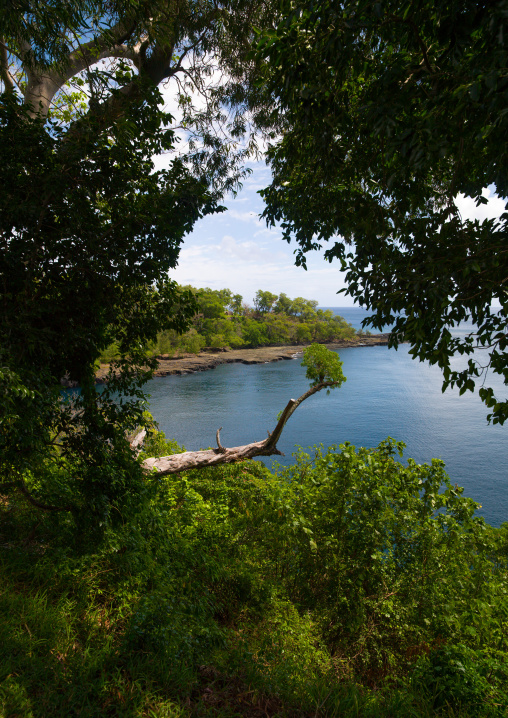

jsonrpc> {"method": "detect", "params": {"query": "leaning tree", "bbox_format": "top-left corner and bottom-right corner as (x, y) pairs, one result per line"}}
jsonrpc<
(139, 343), (346, 475)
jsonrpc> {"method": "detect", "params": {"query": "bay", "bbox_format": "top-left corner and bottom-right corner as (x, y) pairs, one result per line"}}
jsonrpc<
(144, 308), (508, 527)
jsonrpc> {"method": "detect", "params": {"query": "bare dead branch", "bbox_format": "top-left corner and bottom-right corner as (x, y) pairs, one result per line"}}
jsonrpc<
(130, 428), (147, 451)
(141, 380), (339, 476)
(215, 427), (226, 453)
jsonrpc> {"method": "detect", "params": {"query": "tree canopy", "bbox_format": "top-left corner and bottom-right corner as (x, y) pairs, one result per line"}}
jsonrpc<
(0, 0), (272, 530)
(132, 286), (356, 355)
(301, 343), (346, 389)
(255, 0), (508, 423)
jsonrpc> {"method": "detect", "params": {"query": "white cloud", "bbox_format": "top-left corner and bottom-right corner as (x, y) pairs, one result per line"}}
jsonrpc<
(254, 228), (280, 238)
(171, 234), (352, 306)
(158, 152), (508, 308)
(455, 187), (506, 223)
(228, 209), (261, 223)
(241, 182), (269, 192)
(219, 235), (284, 263)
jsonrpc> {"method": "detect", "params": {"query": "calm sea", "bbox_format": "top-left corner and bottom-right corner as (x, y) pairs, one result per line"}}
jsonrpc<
(144, 308), (508, 527)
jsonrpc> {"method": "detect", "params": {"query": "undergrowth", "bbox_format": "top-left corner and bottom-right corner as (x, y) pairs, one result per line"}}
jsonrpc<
(1, 436), (507, 717)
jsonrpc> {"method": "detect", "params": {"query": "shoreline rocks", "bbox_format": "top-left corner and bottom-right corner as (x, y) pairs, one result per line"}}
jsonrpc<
(95, 335), (392, 383)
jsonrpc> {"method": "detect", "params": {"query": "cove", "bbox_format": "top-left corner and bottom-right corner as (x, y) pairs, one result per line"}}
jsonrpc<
(144, 339), (508, 528)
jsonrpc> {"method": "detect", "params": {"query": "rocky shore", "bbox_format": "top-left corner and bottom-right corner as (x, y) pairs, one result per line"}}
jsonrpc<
(96, 334), (392, 382)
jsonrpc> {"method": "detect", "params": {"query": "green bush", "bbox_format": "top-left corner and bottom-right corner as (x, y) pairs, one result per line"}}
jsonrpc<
(2, 437), (507, 717)
(180, 330), (205, 354)
(412, 644), (508, 716)
(208, 333), (228, 349)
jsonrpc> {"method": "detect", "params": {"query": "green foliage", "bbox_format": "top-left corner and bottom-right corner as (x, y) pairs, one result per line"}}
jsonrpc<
(0, 83), (219, 530)
(196, 287), (231, 320)
(274, 292), (294, 315)
(241, 317), (270, 347)
(0, 0), (288, 529)
(0, 0), (261, 527)
(117, 285), (359, 356)
(254, 289), (278, 314)
(2, 436), (507, 716)
(180, 330), (206, 355)
(270, 440), (508, 684)
(412, 644), (508, 716)
(301, 343), (346, 387)
(255, 0), (508, 423)
(139, 421), (185, 461)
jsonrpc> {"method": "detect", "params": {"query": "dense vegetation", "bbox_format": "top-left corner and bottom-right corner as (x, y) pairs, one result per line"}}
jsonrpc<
(255, 0), (508, 424)
(2, 2), (507, 716)
(0, 0), (286, 536)
(99, 288), (359, 361)
(2, 434), (508, 717)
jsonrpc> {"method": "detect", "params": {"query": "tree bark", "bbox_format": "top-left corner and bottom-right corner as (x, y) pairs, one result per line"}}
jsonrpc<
(0, 38), (14, 93)
(21, 19), (139, 117)
(139, 380), (337, 476)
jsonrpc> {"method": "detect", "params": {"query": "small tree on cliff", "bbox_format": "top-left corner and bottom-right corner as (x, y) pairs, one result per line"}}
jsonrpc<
(141, 344), (346, 476)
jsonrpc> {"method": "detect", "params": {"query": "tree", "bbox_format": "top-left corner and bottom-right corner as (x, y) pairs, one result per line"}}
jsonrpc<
(242, 318), (268, 347)
(140, 344), (346, 474)
(273, 292), (293, 315)
(197, 288), (230, 320)
(290, 296), (318, 320)
(301, 342), (346, 388)
(229, 293), (244, 316)
(255, 0), (508, 423)
(0, 0), (273, 529)
(254, 289), (278, 314)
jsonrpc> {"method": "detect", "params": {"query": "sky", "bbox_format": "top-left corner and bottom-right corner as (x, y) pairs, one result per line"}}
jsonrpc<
(162, 159), (359, 307)
(154, 76), (506, 309)
(155, 155), (506, 308)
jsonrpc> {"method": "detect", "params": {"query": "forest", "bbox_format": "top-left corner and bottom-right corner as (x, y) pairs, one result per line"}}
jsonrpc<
(99, 288), (359, 360)
(1, 0), (507, 716)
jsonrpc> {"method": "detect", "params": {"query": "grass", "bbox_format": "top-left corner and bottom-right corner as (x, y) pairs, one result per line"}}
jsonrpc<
(0, 555), (503, 718)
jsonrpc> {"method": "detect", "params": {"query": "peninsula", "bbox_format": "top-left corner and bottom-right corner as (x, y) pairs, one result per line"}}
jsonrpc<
(95, 286), (395, 382)
(96, 334), (391, 381)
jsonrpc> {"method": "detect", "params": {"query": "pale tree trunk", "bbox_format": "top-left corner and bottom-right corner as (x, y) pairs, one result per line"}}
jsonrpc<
(14, 381), (335, 513)
(7, 19), (177, 119)
(138, 381), (337, 476)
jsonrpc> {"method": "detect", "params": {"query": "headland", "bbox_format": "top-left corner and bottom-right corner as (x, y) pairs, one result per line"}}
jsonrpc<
(95, 334), (391, 382)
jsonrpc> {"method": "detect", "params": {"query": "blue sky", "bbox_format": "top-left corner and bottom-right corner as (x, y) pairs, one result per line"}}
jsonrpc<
(166, 160), (359, 307)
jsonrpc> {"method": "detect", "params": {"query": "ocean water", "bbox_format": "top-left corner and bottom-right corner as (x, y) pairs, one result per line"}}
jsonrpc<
(144, 308), (508, 527)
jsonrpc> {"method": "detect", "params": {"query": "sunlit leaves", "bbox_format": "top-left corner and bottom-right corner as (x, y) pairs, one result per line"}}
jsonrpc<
(301, 343), (346, 388)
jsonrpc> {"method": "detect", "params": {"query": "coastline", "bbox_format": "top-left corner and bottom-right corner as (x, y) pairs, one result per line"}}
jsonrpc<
(96, 334), (392, 382)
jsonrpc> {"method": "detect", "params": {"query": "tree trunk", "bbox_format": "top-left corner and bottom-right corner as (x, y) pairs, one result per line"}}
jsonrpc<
(139, 380), (337, 476)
